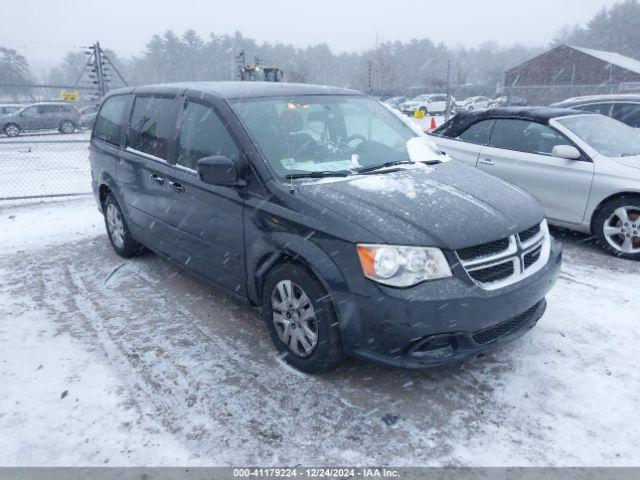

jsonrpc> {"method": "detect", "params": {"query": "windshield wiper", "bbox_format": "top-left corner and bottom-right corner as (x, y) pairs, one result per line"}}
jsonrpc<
(284, 171), (350, 179)
(356, 160), (414, 174)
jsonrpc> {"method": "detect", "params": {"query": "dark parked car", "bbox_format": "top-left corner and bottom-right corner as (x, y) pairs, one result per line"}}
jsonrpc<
(89, 82), (561, 373)
(551, 94), (640, 129)
(1, 102), (81, 137)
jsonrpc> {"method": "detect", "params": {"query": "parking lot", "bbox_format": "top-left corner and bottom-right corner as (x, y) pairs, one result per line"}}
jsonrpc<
(1, 196), (638, 466)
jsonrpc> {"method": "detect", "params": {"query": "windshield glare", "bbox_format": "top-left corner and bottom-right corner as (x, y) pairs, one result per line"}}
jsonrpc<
(557, 114), (640, 157)
(231, 95), (427, 178)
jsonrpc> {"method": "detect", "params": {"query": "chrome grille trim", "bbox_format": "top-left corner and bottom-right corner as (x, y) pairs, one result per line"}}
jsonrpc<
(456, 220), (551, 291)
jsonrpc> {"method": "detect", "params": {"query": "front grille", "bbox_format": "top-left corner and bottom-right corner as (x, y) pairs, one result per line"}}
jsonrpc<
(457, 237), (510, 261)
(519, 224), (541, 243)
(472, 303), (540, 345)
(456, 221), (549, 290)
(524, 245), (542, 268)
(468, 261), (514, 283)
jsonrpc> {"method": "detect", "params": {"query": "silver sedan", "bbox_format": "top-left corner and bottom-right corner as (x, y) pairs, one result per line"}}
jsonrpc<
(428, 109), (640, 259)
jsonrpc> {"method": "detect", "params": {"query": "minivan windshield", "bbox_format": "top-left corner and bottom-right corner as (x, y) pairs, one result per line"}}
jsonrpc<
(556, 114), (640, 157)
(231, 95), (438, 178)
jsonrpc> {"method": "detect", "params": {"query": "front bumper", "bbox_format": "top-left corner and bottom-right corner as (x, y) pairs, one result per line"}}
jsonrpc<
(332, 240), (562, 369)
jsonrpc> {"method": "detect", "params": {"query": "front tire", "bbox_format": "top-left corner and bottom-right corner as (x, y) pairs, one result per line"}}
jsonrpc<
(593, 195), (640, 260)
(3, 123), (20, 137)
(103, 194), (144, 258)
(59, 120), (75, 134)
(262, 263), (345, 373)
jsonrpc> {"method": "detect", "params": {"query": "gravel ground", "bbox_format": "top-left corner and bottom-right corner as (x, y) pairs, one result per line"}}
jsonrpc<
(0, 196), (638, 466)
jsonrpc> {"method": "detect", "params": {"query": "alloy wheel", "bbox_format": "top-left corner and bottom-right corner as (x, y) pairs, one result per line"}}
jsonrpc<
(271, 279), (319, 358)
(603, 206), (640, 254)
(106, 203), (125, 249)
(60, 121), (74, 134)
(4, 124), (19, 137)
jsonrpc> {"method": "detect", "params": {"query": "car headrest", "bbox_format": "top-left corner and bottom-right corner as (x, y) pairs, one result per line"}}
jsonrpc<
(280, 108), (304, 133)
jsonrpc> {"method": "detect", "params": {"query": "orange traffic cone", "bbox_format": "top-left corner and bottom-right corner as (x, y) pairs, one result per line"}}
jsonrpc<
(430, 116), (437, 130)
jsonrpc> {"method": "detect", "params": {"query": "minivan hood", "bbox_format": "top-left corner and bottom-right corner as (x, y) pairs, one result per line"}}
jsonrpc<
(296, 162), (544, 250)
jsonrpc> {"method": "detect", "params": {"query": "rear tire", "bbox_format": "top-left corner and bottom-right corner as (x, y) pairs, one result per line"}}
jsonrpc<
(262, 263), (345, 373)
(3, 123), (20, 137)
(103, 193), (144, 258)
(593, 195), (640, 260)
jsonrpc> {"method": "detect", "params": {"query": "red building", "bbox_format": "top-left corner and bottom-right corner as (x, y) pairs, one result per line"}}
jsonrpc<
(504, 45), (640, 105)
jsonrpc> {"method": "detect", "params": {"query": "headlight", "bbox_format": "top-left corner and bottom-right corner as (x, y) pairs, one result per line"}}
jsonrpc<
(356, 244), (452, 287)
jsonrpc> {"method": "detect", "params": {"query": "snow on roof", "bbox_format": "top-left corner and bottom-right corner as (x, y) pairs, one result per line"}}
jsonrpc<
(571, 46), (640, 75)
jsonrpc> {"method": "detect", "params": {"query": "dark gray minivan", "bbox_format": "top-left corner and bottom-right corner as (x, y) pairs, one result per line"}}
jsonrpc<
(90, 82), (561, 373)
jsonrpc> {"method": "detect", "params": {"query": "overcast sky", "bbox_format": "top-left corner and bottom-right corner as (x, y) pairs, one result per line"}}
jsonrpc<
(1, 0), (620, 76)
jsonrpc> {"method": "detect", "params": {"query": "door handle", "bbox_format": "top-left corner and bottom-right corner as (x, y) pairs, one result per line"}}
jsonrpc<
(150, 174), (164, 185)
(478, 158), (495, 166)
(168, 181), (185, 192)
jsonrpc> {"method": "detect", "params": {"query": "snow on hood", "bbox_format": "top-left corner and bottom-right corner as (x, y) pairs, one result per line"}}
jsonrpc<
(406, 136), (449, 163)
(297, 161), (544, 250)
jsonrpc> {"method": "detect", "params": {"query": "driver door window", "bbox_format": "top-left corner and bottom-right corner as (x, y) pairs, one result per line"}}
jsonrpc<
(176, 101), (239, 171)
(22, 106), (42, 116)
(21, 106), (44, 129)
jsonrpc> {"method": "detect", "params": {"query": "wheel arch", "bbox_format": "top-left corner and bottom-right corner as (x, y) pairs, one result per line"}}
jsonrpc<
(96, 172), (125, 214)
(247, 233), (348, 308)
(590, 191), (640, 234)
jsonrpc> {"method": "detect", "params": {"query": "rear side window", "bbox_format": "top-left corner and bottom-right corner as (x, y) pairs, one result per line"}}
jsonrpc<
(489, 119), (569, 156)
(176, 101), (239, 171)
(611, 103), (640, 128)
(94, 95), (129, 146)
(576, 103), (614, 116)
(128, 95), (178, 160)
(457, 119), (495, 145)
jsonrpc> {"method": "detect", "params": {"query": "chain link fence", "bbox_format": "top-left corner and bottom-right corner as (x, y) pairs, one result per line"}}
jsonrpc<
(0, 133), (92, 201)
(502, 83), (640, 106)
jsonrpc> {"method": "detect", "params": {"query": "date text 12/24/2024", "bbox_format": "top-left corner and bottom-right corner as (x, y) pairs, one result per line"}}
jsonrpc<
(233, 468), (400, 478)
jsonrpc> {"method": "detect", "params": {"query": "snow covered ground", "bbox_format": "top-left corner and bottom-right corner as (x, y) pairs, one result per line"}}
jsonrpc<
(0, 197), (639, 466)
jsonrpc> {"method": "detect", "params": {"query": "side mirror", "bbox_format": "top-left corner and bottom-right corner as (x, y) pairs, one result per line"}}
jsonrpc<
(552, 145), (581, 160)
(197, 155), (246, 187)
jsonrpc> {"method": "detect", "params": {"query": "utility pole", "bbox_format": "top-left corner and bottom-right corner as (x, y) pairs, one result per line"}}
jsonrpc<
(82, 42), (127, 102)
(445, 59), (452, 122)
(93, 42), (107, 98)
(368, 59), (372, 96)
(235, 50), (246, 81)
